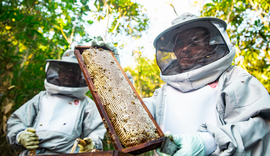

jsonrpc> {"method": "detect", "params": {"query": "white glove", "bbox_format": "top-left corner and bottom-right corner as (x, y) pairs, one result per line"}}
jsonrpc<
(78, 138), (95, 153)
(16, 128), (39, 150)
(157, 132), (205, 156)
(89, 36), (121, 64)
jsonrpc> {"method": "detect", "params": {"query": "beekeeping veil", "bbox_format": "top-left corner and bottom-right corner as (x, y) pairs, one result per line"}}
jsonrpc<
(154, 12), (233, 75)
(44, 49), (88, 99)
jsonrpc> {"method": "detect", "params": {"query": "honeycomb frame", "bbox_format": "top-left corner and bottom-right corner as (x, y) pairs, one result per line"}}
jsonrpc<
(74, 46), (164, 155)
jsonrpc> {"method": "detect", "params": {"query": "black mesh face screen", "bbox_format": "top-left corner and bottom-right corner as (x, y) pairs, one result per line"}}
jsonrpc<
(155, 21), (229, 75)
(46, 62), (87, 87)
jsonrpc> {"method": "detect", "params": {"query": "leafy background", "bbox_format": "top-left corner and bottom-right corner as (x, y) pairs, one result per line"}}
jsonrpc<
(0, 0), (269, 155)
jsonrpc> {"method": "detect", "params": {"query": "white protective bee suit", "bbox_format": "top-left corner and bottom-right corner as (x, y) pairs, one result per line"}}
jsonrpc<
(143, 12), (270, 155)
(6, 50), (106, 155)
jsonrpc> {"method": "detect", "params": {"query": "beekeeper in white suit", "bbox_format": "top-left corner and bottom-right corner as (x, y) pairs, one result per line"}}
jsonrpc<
(143, 12), (270, 155)
(6, 49), (106, 155)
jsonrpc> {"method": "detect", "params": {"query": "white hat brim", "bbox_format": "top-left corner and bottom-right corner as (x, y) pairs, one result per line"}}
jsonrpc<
(46, 59), (79, 64)
(153, 17), (227, 49)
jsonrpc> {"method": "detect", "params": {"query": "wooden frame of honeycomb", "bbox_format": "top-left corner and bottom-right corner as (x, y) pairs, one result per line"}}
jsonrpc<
(74, 46), (165, 155)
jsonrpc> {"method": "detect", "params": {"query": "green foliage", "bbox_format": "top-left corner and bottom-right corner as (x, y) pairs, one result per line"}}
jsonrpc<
(0, 0), (150, 155)
(93, 0), (149, 38)
(124, 49), (165, 98)
(201, 0), (270, 92)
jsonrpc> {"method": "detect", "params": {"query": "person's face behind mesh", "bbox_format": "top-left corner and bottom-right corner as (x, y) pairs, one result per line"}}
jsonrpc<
(173, 27), (211, 71)
(58, 63), (82, 87)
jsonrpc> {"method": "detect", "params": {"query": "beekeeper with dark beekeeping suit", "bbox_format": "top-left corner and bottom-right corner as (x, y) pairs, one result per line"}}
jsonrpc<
(143, 12), (270, 155)
(6, 49), (106, 155)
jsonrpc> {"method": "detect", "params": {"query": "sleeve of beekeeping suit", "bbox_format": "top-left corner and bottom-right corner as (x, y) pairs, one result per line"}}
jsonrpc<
(6, 92), (42, 150)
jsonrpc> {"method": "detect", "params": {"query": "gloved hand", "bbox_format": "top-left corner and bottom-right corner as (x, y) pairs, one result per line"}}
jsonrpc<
(89, 36), (121, 64)
(78, 138), (95, 153)
(157, 132), (205, 156)
(16, 128), (39, 150)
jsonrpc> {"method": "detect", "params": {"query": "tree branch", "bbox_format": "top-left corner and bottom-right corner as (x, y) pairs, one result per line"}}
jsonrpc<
(249, 0), (268, 27)
(69, 21), (76, 48)
(166, 1), (178, 16)
(104, 4), (110, 42)
(59, 23), (69, 45)
(111, 4), (130, 36)
(225, 0), (234, 24)
(20, 34), (37, 70)
(111, 9), (124, 34)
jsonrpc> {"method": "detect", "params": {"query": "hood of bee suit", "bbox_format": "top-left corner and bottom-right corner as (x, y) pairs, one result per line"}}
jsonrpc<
(44, 49), (89, 99)
(154, 12), (236, 92)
